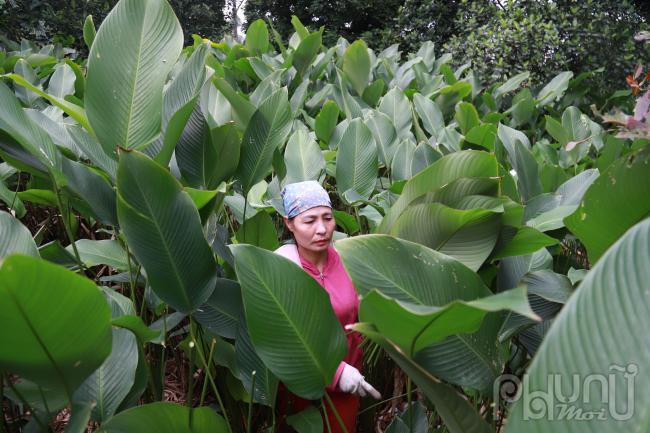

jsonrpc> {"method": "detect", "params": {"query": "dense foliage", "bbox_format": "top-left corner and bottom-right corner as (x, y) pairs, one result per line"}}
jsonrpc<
(249, 0), (650, 97)
(1, 0), (650, 432)
(243, 0), (403, 48)
(0, 0), (227, 48)
(442, 0), (650, 97)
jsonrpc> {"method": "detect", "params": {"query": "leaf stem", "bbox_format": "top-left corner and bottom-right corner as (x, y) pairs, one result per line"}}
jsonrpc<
(189, 323), (234, 433)
(124, 244), (138, 311)
(321, 397), (333, 433)
(187, 327), (194, 426)
(51, 177), (83, 270)
(323, 392), (349, 433)
(246, 371), (256, 433)
(407, 378), (413, 433)
(357, 391), (413, 416)
(199, 338), (216, 406)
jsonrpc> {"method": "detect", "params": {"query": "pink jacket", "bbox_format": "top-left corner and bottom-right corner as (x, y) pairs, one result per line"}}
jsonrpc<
(274, 243), (363, 391)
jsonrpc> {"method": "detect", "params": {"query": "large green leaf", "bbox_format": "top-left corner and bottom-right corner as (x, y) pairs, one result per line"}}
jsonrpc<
(287, 406), (323, 433)
(47, 63), (76, 99)
(61, 158), (118, 226)
(97, 402), (228, 433)
(455, 102), (480, 134)
(116, 150), (217, 313)
(0, 81), (62, 178)
(505, 217), (650, 433)
(5, 73), (91, 132)
(335, 118), (378, 203)
(391, 139), (416, 181)
(194, 279), (243, 339)
(292, 32), (322, 78)
(360, 288), (537, 355)
(491, 226), (558, 259)
(176, 120), (240, 190)
(366, 110), (399, 167)
(494, 72), (530, 98)
(67, 125), (118, 180)
(335, 67), (363, 120)
(236, 87), (292, 193)
(314, 100), (340, 144)
(379, 151), (498, 232)
(524, 169), (599, 232)
(413, 93), (444, 137)
(85, 0), (183, 157)
(498, 124), (541, 203)
(235, 211), (279, 251)
(246, 19), (269, 55)
(153, 43), (209, 165)
(66, 239), (128, 271)
(352, 323), (492, 433)
(284, 129), (325, 183)
(0, 211), (38, 258)
(343, 40), (371, 96)
(379, 87), (412, 139)
(465, 124), (497, 151)
(536, 71), (573, 106)
(250, 70), (282, 108)
(212, 77), (256, 131)
(234, 323), (279, 406)
(0, 255), (112, 397)
(498, 270), (571, 342)
(175, 105), (231, 189)
(0, 178), (26, 217)
(73, 290), (138, 422)
(337, 235), (507, 392)
(565, 147), (650, 263)
(389, 203), (501, 271)
(230, 244), (347, 399)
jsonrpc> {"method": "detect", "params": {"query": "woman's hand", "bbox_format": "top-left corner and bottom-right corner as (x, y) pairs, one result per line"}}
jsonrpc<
(338, 363), (381, 399)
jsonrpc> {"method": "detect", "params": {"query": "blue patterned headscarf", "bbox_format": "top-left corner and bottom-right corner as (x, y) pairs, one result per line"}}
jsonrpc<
(281, 181), (332, 218)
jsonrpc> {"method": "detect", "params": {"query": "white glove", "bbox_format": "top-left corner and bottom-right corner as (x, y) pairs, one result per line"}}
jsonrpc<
(338, 363), (381, 399)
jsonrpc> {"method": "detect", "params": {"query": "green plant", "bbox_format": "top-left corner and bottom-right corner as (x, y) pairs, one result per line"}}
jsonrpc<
(1, 1), (649, 432)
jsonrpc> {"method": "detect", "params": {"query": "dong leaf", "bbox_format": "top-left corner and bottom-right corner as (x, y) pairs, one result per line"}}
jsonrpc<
(153, 43), (210, 165)
(0, 255), (112, 398)
(86, 0), (183, 157)
(337, 235), (509, 392)
(343, 40), (371, 96)
(97, 402), (228, 433)
(230, 244), (347, 399)
(0, 211), (38, 258)
(335, 118), (378, 203)
(73, 291), (138, 422)
(360, 288), (537, 355)
(565, 147), (650, 263)
(116, 150), (217, 313)
(352, 323), (492, 433)
(246, 19), (269, 56)
(505, 217), (650, 433)
(0, 81), (62, 179)
(389, 203), (501, 271)
(236, 87), (292, 193)
(379, 151), (498, 232)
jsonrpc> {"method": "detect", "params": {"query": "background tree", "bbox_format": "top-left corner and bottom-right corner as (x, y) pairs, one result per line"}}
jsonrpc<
(244, 0), (402, 47)
(0, 0), (228, 50)
(391, 0), (476, 54)
(442, 0), (650, 97)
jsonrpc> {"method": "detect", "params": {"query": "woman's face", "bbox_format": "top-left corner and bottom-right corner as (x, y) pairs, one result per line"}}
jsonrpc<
(285, 206), (336, 253)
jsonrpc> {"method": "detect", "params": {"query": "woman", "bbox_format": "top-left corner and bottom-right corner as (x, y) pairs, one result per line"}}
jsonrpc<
(274, 180), (381, 433)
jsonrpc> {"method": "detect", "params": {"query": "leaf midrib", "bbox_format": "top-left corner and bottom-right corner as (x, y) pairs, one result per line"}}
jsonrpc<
(117, 188), (192, 310)
(247, 260), (330, 381)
